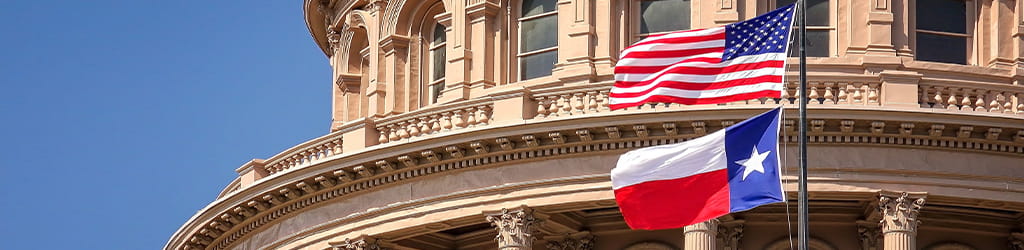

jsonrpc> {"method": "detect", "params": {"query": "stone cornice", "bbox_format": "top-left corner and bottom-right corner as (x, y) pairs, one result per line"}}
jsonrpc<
(170, 107), (1024, 250)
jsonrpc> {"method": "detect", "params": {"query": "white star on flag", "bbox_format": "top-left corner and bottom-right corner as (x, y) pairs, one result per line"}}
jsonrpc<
(735, 146), (771, 181)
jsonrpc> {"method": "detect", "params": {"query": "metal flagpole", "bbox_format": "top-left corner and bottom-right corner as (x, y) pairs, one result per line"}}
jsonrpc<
(797, 0), (810, 249)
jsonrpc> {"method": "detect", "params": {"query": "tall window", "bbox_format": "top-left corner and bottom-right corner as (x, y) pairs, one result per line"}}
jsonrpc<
(637, 0), (691, 39)
(519, 0), (558, 80)
(915, 0), (969, 64)
(429, 23), (446, 103)
(777, 0), (830, 57)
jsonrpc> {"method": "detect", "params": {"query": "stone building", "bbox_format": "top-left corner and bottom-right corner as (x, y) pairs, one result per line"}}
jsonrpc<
(166, 0), (1024, 249)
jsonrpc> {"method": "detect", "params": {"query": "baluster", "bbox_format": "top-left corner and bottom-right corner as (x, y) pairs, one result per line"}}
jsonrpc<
(780, 83), (792, 104)
(586, 91), (599, 112)
(535, 97), (550, 118)
(867, 83), (879, 104)
(560, 94), (573, 115)
(808, 85), (820, 104)
(974, 91), (987, 112)
(477, 106), (491, 125)
(836, 83), (848, 104)
(387, 124), (400, 141)
(931, 87), (945, 109)
(547, 96), (560, 117)
(419, 117), (431, 135)
(331, 139), (342, 155)
(823, 82), (835, 104)
(397, 122), (411, 139)
(430, 115), (442, 133)
(378, 127), (390, 144)
(572, 93), (585, 114)
(454, 110), (468, 128)
(1016, 94), (1023, 114)
(946, 89), (959, 110)
(852, 83), (863, 103)
(989, 92), (1003, 113)
(960, 90), (973, 111)
(407, 120), (421, 137)
(1002, 93), (1013, 114)
(466, 107), (479, 126)
(441, 112), (454, 130)
(598, 90), (610, 111)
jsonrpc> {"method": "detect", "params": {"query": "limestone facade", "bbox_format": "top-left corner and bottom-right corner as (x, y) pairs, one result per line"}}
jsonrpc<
(167, 0), (1024, 249)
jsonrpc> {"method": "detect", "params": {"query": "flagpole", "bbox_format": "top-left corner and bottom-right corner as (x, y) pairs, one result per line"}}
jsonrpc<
(797, 0), (810, 249)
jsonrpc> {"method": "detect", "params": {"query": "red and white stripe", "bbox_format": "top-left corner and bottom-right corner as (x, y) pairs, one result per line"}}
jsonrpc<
(610, 27), (787, 110)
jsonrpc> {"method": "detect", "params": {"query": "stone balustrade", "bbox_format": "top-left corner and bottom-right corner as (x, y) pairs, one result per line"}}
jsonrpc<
(375, 100), (493, 144)
(263, 133), (344, 175)
(920, 83), (1023, 115)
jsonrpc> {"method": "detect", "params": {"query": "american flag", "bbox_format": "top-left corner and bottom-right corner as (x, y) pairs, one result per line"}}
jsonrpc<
(610, 4), (796, 110)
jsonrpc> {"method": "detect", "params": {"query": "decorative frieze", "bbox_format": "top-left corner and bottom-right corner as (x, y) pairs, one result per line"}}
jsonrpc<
(332, 236), (389, 250)
(546, 232), (595, 250)
(487, 207), (543, 250)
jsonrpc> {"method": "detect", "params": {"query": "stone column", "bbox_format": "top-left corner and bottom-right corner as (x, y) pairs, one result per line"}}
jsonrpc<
(878, 191), (927, 250)
(487, 206), (543, 250)
(683, 219), (718, 250)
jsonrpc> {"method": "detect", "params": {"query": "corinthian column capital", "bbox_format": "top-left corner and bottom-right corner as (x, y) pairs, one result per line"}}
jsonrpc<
(332, 236), (390, 250)
(486, 206), (544, 250)
(878, 191), (927, 234)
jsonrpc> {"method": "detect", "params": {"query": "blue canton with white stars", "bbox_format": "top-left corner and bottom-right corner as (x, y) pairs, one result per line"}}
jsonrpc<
(722, 4), (796, 61)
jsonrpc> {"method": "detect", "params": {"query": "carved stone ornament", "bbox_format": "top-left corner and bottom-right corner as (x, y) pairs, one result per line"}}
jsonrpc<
(857, 222), (880, 250)
(333, 237), (389, 250)
(487, 207), (542, 249)
(546, 233), (595, 250)
(878, 192), (926, 234)
(1011, 232), (1024, 250)
(327, 28), (342, 52)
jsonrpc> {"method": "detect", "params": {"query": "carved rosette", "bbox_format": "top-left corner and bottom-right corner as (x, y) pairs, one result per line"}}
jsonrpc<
(333, 237), (389, 250)
(878, 192), (926, 234)
(546, 233), (595, 250)
(487, 207), (542, 250)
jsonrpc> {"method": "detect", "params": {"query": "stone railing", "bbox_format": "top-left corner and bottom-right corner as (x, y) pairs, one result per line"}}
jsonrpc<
(529, 80), (882, 119)
(263, 132), (344, 175)
(919, 83), (1023, 115)
(375, 99), (494, 144)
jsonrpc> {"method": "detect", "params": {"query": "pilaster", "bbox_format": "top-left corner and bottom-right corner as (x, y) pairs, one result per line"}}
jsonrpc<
(865, 0), (896, 57)
(878, 191), (927, 250)
(334, 73), (363, 128)
(486, 206), (545, 250)
(466, 0), (499, 97)
(878, 70), (923, 108)
(987, 0), (1017, 69)
(683, 219), (718, 250)
(438, 9), (472, 103)
(713, 0), (741, 24)
(380, 35), (411, 115)
(553, 0), (598, 84)
(892, 0), (913, 59)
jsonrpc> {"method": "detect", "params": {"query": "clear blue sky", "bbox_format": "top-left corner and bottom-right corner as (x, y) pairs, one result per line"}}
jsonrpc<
(0, 1), (330, 249)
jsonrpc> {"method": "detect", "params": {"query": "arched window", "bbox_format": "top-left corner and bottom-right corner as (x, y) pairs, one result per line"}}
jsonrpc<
(429, 23), (447, 103)
(519, 0), (558, 80)
(637, 0), (691, 39)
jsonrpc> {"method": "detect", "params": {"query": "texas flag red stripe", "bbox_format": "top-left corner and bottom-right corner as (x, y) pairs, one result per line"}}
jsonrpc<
(613, 170), (731, 230)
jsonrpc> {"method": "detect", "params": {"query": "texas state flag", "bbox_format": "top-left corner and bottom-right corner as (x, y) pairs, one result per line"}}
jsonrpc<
(611, 107), (785, 230)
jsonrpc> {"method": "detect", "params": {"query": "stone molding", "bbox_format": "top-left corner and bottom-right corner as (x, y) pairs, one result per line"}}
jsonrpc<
(177, 111), (1023, 250)
(330, 236), (390, 250)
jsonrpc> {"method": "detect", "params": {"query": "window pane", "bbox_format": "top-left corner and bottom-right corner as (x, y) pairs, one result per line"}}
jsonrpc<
(520, 50), (557, 80)
(522, 0), (556, 17)
(432, 47), (445, 81)
(786, 30), (829, 57)
(916, 32), (966, 64)
(431, 82), (444, 103)
(916, 0), (966, 34)
(521, 14), (558, 53)
(640, 0), (691, 34)
(777, 0), (828, 26)
(432, 24), (446, 45)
